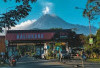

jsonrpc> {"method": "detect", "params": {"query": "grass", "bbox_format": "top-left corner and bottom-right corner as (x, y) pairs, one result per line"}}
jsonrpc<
(45, 56), (55, 60)
(87, 58), (100, 62)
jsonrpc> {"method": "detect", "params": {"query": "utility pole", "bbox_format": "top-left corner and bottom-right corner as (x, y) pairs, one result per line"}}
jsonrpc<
(89, 15), (91, 38)
(88, 15), (93, 46)
(75, 7), (93, 46)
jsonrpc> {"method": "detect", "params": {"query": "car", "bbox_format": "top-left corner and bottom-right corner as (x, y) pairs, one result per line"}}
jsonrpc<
(60, 51), (70, 59)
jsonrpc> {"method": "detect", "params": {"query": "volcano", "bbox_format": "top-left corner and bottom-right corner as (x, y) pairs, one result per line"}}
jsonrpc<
(27, 14), (97, 35)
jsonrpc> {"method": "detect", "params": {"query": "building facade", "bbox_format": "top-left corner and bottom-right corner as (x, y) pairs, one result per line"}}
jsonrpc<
(5, 29), (83, 58)
(0, 36), (6, 53)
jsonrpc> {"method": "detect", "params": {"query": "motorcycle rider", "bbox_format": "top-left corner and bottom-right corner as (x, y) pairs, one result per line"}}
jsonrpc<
(9, 54), (16, 66)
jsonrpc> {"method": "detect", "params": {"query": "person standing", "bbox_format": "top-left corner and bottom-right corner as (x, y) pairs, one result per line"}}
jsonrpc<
(82, 52), (86, 61)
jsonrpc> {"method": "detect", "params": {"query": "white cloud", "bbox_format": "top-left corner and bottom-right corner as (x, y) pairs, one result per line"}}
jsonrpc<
(41, 2), (53, 14)
(0, 19), (36, 35)
(11, 19), (36, 30)
(42, 6), (50, 14)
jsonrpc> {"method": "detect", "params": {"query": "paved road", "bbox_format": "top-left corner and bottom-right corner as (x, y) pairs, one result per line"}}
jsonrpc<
(61, 59), (100, 68)
(15, 57), (67, 68)
(1, 56), (100, 68)
(1, 56), (71, 68)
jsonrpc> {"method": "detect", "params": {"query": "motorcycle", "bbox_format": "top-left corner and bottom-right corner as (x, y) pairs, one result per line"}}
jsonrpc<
(9, 57), (16, 66)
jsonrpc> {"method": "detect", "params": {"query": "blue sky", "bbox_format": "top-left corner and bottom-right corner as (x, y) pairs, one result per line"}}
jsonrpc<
(0, 0), (99, 28)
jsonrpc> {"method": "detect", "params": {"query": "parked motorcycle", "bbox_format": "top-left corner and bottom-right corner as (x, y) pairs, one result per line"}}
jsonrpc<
(9, 56), (16, 66)
(10, 59), (16, 66)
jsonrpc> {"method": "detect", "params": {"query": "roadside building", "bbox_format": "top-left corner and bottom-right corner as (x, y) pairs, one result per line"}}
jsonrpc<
(5, 29), (83, 58)
(0, 36), (6, 56)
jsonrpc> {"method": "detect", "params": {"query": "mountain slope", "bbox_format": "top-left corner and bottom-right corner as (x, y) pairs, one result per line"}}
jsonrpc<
(27, 14), (97, 35)
(28, 14), (73, 29)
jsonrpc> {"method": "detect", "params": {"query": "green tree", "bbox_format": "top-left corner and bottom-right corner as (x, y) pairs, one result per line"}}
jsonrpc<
(83, 0), (100, 20)
(84, 34), (97, 58)
(96, 29), (100, 45)
(0, 0), (37, 32)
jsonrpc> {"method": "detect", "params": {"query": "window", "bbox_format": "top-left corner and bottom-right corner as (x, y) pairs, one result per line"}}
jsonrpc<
(17, 35), (20, 39)
(34, 34), (37, 39)
(31, 35), (34, 39)
(41, 34), (43, 38)
(38, 34), (40, 38)
(20, 34), (23, 39)
(28, 35), (31, 39)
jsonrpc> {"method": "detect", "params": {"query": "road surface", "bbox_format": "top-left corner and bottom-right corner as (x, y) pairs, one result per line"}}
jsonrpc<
(1, 56), (100, 68)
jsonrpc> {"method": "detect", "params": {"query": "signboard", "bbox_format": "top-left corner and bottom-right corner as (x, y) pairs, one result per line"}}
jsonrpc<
(89, 38), (93, 44)
(6, 32), (55, 41)
(60, 32), (68, 39)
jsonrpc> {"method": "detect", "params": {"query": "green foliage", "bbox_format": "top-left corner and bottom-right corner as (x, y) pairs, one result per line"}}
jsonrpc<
(0, 0), (37, 32)
(84, 44), (100, 58)
(84, 45), (92, 54)
(96, 29), (100, 45)
(3, 0), (37, 4)
(0, 5), (32, 29)
(87, 58), (100, 62)
(83, 33), (100, 59)
(83, 0), (100, 20)
(69, 34), (86, 47)
(55, 42), (62, 46)
(79, 35), (87, 44)
(48, 46), (54, 57)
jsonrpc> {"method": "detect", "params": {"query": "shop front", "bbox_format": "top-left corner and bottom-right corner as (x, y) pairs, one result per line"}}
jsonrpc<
(6, 29), (77, 58)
